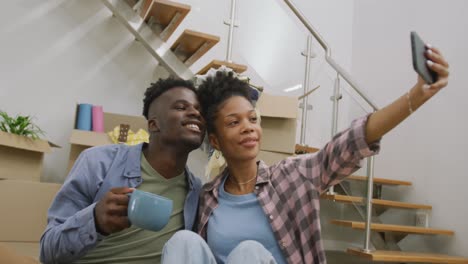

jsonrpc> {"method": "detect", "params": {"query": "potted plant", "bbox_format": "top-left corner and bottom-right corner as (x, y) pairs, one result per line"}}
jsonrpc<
(0, 111), (45, 140)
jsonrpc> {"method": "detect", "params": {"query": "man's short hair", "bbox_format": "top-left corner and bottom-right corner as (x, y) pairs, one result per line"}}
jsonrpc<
(142, 77), (196, 119)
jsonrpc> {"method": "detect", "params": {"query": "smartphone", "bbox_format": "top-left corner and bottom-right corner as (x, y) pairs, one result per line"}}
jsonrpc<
(411, 31), (437, 84)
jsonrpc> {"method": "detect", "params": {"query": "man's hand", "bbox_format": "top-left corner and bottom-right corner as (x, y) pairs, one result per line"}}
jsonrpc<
(94, 187), (134, 235)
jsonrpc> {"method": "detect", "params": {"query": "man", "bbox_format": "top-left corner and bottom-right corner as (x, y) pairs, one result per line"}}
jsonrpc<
(40, 78), (206, 264)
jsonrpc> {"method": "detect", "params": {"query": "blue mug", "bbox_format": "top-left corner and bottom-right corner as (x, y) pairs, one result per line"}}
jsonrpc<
(127, 189), (173, 232)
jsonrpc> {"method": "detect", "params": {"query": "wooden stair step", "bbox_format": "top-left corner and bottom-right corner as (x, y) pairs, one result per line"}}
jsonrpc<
(287, 147), (412, 186)
(197, 60), (247, 75)
(295, 144), (319, 154)
(139, 0), (191, 41)
(321, 194), (432, 210)
(346, 175), (412, 186)
(330, 220), (454, 236)
(347, 247), (468, 263)
(171, 29), (220, 66)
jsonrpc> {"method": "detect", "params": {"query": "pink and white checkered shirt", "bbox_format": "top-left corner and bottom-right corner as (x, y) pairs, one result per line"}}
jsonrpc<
(197, 116), (380, 264)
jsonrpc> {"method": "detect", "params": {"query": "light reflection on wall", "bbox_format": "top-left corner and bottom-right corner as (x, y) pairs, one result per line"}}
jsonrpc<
(236, 0), (307, 92)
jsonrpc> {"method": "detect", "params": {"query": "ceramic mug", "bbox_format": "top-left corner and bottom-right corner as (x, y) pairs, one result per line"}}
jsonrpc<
(127, 189), (173, 232)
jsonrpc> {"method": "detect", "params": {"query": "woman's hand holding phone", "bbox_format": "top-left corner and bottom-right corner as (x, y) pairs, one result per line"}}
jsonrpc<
(412, 44), (450, 106)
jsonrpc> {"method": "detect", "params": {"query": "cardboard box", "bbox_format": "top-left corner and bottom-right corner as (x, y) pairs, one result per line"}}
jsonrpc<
(258, 150), (294, 166)
(0, 242), (39, 264)
(0, 131), (59, 181)
(256, 93), (298, 119)
(260, 117), (297, 154)
(68, 112), (147, 171)
(0, 180), (61, 242)
(256, 93), (298, 153)
(0, 242), (39, 261)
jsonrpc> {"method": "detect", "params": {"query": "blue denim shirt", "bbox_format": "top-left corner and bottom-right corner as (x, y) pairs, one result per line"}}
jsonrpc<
(40, 143), (202, 264)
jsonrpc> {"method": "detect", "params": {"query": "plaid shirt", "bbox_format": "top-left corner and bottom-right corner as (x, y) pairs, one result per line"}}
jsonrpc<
(196, 116), (380, 264)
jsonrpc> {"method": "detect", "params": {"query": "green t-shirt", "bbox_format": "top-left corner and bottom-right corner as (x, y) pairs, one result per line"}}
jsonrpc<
(76, 154), (188, 264)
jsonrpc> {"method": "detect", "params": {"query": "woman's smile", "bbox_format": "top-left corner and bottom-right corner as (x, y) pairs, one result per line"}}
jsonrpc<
(239, 137), (259, 148)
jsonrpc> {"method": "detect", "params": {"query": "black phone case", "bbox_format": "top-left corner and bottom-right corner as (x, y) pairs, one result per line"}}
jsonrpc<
(411, 31), (437, 84)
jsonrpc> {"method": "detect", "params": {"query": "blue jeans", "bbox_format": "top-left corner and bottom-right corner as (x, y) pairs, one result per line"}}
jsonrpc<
(162, 230), (277, 264)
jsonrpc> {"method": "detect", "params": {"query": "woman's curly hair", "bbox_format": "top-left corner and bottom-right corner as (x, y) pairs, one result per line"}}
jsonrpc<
(197, 71), (252, 134)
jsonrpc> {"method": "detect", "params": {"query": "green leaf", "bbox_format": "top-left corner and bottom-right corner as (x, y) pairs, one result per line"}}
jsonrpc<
(0, 111), (45, 139)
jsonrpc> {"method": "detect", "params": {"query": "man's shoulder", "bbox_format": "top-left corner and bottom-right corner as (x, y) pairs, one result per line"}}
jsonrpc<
(81, 144), (141, 163)
(82, 144), (122, 156)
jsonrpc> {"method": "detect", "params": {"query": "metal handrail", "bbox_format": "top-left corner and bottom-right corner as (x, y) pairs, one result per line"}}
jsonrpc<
(282, 0), (379, 252)
(283, 0), (378, 111)
(363, 156), (376, 252)
(300, 35), (313, 145)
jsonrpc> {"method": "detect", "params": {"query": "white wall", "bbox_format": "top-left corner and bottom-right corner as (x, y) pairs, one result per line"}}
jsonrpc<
(172, 0), (357, 147)
(351, 0), (468, 256)
(0, 0), (161, 182)
(0, 0), (356, 182)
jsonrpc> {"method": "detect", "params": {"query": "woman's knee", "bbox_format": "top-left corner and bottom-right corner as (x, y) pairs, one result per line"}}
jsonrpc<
(227, 240), (276, 264)
(162, 231), (216, 264)
(166, 230), (203, 247)
(235, 240), (266, 252)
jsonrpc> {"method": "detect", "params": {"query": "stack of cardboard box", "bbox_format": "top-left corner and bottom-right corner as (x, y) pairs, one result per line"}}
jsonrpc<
(256, 93), (298, 165)
(68, 111), (147, 171)
(0, 243), (39, 264)
(0, 111), (148, 261)
(0, 131), (61, 261)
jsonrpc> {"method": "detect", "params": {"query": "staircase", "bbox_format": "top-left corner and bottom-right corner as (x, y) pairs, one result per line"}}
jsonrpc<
(102, 0), (247, 79)
(297, 145), (467, 263)
(100, 0), (468, 263)
(329, 175), (466, 262)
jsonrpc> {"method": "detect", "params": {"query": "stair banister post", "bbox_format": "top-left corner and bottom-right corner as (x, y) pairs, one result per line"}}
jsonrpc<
(327, 73), (341, 195)
(363, 156), (376, 252)
(226, 0), (237, 62)
(300, 35), (313, 145)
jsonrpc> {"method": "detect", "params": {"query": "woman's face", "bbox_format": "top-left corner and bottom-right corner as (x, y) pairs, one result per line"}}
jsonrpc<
(209, 96), (262, 162)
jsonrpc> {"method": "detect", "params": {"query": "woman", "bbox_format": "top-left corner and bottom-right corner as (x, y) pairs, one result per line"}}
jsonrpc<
(162, 45), (450, 264)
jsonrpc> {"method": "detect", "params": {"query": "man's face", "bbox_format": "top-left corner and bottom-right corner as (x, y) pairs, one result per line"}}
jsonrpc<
(148, 87), (205, 151)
